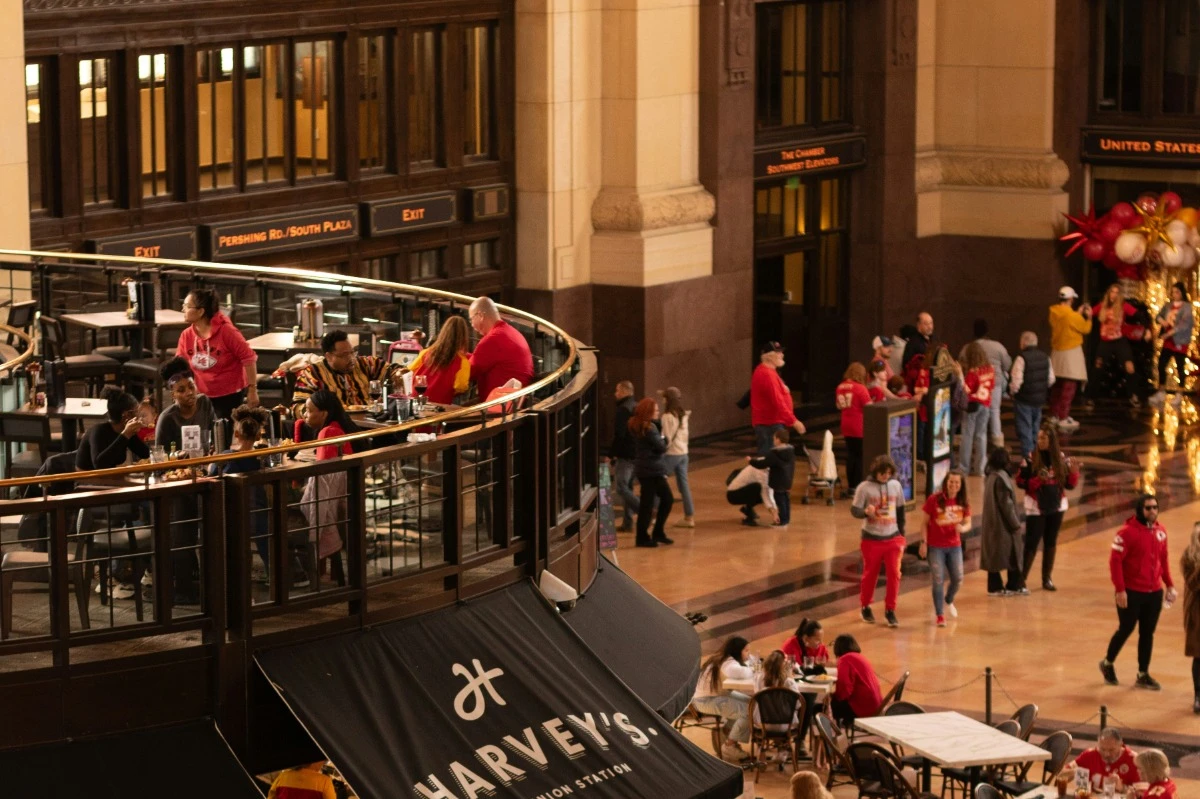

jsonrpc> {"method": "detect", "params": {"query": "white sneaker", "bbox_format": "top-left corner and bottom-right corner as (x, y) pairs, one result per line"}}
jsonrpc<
(947, 603), (958, 618)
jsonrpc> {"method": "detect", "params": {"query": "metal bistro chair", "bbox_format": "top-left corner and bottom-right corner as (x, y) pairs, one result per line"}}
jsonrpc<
(38, 315), (120, 397)
(1010, 703), (1039, 741)
(0, 300), (36, 365)
(974, 785), (1003, 799)
(848, 669), (910, 741)
(673, 703), (724, 759)
(846, 742), (894, 799)
(747, 688), (808, 777)
(995, 731), (1073, 797)
(77, 506), (153, 623)
(874, 750), (940, 799)
(814, 711), (855, 791)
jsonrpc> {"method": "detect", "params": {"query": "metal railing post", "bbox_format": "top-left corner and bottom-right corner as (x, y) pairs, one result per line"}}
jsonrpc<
(985, 666), (993, 725)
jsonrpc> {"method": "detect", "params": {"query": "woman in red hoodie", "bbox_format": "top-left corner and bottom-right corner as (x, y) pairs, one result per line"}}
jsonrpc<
(829, 634), (881, 726)
(835, 362), (871, 495)
(176, 288), (258, 421)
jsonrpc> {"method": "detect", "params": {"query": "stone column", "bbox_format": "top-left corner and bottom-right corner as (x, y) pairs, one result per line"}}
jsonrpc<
(589, 0), (715, 286)
(915, 0), (1069, 239)
(0, 1), (31, 259)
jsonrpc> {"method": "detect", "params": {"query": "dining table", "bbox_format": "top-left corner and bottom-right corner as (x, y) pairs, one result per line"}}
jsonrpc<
(61, 308), (187, 359)
(723, 667), (838, 696)
(246, 331), (359, 355)
(855, 710), (1050, 793)
(13, 396), (111, 451)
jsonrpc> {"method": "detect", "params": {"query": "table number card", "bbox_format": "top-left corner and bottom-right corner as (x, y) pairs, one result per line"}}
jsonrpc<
(181, 424), (202, 455)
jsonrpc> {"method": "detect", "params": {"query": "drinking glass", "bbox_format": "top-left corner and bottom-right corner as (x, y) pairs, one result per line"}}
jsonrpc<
(803, 656), (814, 672)
(1102, 776), (1116, 798)
(414, 374), (428, 412)
(368, 380), (382, 413)
(150, 445), (166, 464)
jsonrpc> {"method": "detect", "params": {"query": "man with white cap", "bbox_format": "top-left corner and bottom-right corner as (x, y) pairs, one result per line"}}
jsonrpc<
(1048, 285), (1092, 430)
(871, 335), (895, 381)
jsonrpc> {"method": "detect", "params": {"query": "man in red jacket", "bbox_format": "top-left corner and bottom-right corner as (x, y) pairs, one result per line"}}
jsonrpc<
(750, 341), (806, 454)
(1100, 494), (1177, 690)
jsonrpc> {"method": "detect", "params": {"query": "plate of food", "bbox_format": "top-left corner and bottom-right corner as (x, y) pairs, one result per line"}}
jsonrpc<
(344, 404), (369, 412)
(802, 674), (834, 683)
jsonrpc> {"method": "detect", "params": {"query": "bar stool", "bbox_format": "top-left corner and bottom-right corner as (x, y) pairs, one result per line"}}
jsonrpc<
(38, 315), (121, 397)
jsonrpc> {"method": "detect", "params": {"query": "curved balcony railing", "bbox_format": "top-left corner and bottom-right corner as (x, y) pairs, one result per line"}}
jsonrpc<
(0, 251), (599, 746)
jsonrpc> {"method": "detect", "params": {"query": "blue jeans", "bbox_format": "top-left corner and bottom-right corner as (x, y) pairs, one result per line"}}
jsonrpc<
(928, 545), (964, 617)
(1013, 402), (1041, 458)
(958, 407), (988, 474)
(774, 490), (790, 524)
(663, 454), (694, 516)
(613, 458), (639, 526)
(692, 693), (751, 744)
(989, 378), (1006, 443)
(754, 424), (785, 455)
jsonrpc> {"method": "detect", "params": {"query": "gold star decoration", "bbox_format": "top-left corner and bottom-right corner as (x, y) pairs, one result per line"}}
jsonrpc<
(1127, 201), (1177, 252)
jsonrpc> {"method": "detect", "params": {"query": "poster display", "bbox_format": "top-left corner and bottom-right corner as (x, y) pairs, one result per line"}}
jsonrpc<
(888, 411), (915, 502)
(932, 386), (951, 459)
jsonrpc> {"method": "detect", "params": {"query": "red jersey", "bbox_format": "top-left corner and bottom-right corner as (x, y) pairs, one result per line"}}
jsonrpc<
(1094, 302), (1135, 341)
(781, 635), (829, 663)
(836, 380), (871, 438)
(751, 364), (798, 427)
(868, 385), (886, 403)
(832, 651), (882, 718)
(1110, 516), (1174, 594)
(965, 365), (995, 407)
(1073, 748), (1139, 791)
(1146, 780), (1178, 798)
(922, 492), (968, 548)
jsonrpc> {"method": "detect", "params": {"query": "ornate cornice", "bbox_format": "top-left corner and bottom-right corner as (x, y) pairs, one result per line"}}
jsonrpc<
(915, 150), (1070, 194)
(26, 0), (177, 9)
(591, 187), (716, 233)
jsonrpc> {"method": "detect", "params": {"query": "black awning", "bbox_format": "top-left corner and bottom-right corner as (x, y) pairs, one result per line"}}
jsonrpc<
(257, 581), (742, 799)
(0, 720), (263, 799)
(562, 555), (700, 721)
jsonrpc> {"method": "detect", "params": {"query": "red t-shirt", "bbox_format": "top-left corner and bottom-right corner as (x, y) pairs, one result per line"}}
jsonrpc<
(965, 365), (995, 407)
(469, 320), (534, 401)
(836, 380), (871, 438)
(751, 363), (797, 427)
(832, 651), (882, 718)
(781, 635), (830, 663)
(1093, 302), (1131, 341)
(1146, 780), (1178, 798)
(175, 312), (256, 399)
(922, 492), (968, 548)
(1073, 747), (1139, 791)
(315, 421), (353, 461)
(868, 385), (886, 403)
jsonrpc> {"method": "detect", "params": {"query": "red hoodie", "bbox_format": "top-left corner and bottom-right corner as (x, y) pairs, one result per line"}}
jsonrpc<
(1110, 515), (1174, 594)
(175, 311), (256, 399)
(833, 651), (882, 718)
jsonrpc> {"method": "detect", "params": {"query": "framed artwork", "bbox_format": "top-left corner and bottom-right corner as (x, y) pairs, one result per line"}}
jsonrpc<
(932, 385), (951, 459)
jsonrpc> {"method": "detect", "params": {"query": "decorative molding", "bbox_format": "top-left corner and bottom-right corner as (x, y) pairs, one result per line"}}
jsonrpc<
(725, 0), (754, 87)
(26, 0), (180, 9)
(591, 187), (716, 233)
(915, 151), (1070, 193)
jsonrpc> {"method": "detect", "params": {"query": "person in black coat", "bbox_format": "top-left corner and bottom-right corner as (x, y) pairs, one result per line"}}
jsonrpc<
(753, 428), (797, 525)
(76, 388), (150, 471)
(609, 380), (640, 531)
(629, 397), (673, 547)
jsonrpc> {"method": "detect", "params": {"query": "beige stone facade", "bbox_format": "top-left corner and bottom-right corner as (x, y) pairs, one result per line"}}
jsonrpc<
(0, 0), (31, 258)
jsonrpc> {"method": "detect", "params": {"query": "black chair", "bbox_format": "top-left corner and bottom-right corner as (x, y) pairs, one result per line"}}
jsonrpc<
(1010, 703), (1039, 741)
(0, 300), (36, 364)
(0, 413), (58, 481)
(995, 731), (1073, 797)
(85, 301), (137, 362)
(974, 785), (1003, 799)
(39, 315), (120, 397)
(673, 703), (724, 758)
(874, 750), (940, 799)
(77, 506), (152, 623)
(883, 701), (927, 770)
(941, 720), (1021, 798)
(814, 711), (855, 791)
(846, 742), (893, 799)
(748, 688), (807, 776)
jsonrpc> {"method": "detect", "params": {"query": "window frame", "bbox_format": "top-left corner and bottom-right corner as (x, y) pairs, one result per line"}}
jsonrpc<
(1091, 0), (1200, 121)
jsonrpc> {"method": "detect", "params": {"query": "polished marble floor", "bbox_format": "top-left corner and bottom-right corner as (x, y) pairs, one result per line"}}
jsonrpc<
(617, 398), (1200, 798)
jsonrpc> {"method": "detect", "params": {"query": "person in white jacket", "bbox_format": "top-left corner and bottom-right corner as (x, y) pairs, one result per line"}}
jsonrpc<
(659, 386), (694, 527)
(692, 636), (755, 762)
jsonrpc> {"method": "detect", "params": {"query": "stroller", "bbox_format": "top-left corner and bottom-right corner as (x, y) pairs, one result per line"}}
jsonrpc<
(800, 430), (840, 506)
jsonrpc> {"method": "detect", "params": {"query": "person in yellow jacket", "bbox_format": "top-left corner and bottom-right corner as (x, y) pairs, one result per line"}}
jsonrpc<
(1048, 285), (1092, 430)
(266, 761), (339, 799)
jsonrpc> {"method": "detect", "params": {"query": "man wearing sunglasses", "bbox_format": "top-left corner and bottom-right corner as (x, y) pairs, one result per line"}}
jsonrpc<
(1101, 494), (1177, 690)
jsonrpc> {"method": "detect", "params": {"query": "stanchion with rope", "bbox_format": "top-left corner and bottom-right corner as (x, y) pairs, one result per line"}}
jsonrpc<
(986, 667), (993, 725)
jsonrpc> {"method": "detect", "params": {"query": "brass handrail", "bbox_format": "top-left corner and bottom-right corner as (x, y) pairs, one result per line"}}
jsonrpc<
(0, 248), (579, 489)
(0, 321), (34, 375)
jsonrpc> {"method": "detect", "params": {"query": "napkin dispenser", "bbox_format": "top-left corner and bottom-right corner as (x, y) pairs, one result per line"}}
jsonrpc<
(43, 359), (67, 408)
(296, 298), (324, 342)
(134, 280), (156, 323)
(212, 418), (230, 456)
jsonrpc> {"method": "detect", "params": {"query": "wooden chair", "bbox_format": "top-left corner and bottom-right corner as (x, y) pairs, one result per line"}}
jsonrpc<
(0, 414), (57, 481)
(813, 711), (855, 791)
(845, 742), (894, 799)
(673, 703), (724, 758)
(38, 315), (120, 396)
(0, 300), (36, 365)
(1, 508), (91, 639)
(747, 688), (807, 777)
(1010, 703), (1039, 741)
(874, 750), (940, 799)
(995, 731), (1072, 797)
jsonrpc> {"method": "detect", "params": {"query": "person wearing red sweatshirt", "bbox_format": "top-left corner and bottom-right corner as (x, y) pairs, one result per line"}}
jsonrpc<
(829, 634), (881, 725)
(750, 341), (806, 454)
(1100, 494), (1177, 691)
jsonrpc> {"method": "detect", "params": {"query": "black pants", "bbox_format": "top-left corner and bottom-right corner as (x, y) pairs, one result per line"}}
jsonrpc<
(727, 484), (763, 510)
(1091, 338), (1133, 399)
(1105, 588), (1163, 673)
(636, 474), (673, 542)
(1159, 348), (1187, 388)
(845, 436), (863, 490)
(1023, 512), (1062, 580)
(210, 389), (247, 424)
(987, 570), (1024, 592)
(830, 697), (856, 727)
(1193, 658), (1200, 696)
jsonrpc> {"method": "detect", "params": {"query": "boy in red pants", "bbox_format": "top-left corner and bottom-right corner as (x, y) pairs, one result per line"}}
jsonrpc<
(851, 455), (907, 627)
